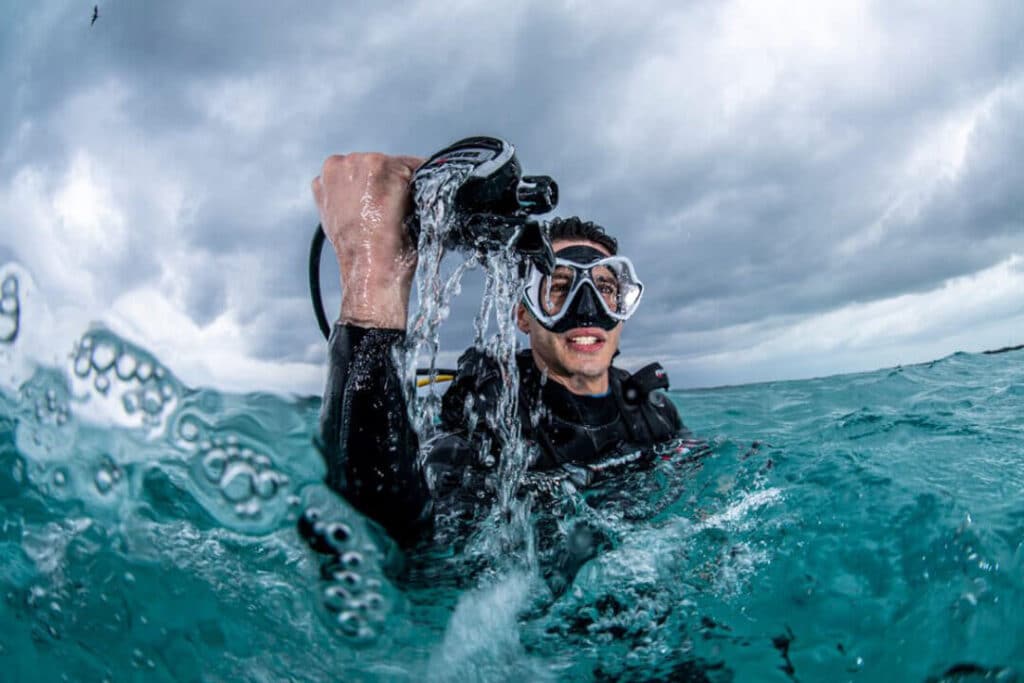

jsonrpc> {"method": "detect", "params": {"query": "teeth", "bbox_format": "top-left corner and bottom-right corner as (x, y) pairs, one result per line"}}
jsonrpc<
(569, 336), (599, 345)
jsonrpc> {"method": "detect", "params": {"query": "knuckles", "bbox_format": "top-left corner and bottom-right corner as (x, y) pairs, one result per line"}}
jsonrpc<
(319, 152), (413, 187)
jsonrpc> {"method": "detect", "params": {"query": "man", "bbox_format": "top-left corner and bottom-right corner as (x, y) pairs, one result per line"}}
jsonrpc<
(311, 152), (688, 548)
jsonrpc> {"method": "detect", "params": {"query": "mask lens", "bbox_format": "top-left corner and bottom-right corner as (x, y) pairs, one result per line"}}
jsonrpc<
(540, 265), (576, 315)
(591, 265), (621, 312)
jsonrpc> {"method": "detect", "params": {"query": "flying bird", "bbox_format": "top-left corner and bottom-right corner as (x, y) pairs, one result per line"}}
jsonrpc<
(91, 5), (99, 26)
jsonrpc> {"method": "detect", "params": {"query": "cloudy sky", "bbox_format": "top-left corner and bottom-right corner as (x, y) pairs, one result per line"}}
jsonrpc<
(2, 0), (1022, 395)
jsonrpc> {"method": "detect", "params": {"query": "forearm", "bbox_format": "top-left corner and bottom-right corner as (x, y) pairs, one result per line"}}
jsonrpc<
(318, 323), (431, 542)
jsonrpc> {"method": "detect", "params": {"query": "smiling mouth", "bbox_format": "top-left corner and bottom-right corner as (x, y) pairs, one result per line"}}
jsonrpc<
(566, 332), (606, 351)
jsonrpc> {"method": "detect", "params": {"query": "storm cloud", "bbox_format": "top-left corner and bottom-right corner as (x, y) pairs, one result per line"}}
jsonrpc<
(2, 0), (1022, 394)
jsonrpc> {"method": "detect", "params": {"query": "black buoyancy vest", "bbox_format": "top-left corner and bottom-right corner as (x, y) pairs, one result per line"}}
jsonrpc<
(439, 349), (685, 470)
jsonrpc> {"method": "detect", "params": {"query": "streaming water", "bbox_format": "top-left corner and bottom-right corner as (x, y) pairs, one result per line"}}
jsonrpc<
(395, 164), (537, 576)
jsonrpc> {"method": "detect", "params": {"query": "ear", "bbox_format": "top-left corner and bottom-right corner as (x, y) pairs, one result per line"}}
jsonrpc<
(516, 303), (530, 334)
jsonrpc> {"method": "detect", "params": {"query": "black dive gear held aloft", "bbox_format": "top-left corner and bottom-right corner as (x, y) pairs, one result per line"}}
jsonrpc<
(308, 136), (559, 340)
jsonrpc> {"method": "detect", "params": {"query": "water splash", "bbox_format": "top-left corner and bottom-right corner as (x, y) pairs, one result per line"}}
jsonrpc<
(395, 164), (542, 579)
(397, 162), (476, 439)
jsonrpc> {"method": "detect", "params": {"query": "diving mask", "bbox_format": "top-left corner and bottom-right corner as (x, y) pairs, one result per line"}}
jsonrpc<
(522, 245), (644, 333)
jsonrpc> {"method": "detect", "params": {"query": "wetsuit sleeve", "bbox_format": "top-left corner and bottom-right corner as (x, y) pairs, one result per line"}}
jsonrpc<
(317, 323), (432, 544)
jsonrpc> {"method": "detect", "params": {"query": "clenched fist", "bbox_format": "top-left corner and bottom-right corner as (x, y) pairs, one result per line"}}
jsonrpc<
(312, 153), (424, 330)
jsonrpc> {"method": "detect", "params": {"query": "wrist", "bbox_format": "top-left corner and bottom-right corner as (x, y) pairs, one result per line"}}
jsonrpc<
(339, 277), (411, 330)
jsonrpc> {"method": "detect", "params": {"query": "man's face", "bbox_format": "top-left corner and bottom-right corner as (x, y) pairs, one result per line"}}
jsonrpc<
(516, 238), (623, 393)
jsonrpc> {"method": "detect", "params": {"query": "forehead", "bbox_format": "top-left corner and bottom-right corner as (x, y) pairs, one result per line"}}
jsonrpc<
(551, 238), (612, 257)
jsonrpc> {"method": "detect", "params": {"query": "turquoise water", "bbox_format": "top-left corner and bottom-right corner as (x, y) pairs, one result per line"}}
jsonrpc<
(1, 278), (1022, 681)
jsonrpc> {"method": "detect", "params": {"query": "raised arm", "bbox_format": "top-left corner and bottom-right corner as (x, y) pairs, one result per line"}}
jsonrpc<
(311, 153), (431, 542)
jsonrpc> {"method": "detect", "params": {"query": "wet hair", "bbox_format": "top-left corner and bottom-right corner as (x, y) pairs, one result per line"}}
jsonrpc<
(545, 216), (618, 256)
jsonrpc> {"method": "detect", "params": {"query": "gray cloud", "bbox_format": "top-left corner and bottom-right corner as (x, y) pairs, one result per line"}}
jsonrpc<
(2, 1), (1023, 393)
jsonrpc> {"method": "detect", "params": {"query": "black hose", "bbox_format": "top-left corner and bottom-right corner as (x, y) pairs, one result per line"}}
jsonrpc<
(308, 223), (456, 376)
(309, 223), (332, 340)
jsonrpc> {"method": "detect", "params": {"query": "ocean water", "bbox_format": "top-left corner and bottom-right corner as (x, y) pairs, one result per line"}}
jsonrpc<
(0, 267), (1022, 682)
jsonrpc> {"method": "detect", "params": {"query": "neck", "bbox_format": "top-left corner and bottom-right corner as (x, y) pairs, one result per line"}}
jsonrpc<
(530, 351), (610, 396)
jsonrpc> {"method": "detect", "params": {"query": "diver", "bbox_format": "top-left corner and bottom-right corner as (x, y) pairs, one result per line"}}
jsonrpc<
(309, 151), (689, 553)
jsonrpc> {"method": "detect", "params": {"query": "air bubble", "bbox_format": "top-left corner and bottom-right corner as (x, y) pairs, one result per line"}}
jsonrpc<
(115, 352), (137, 380)
(220, 462), (255, 502)
(253, 471), (280, 499)
(135, 362), (153, 381)
(123, 393), (139, 414)
(363, 592), (385, 615)
(337, 611), (366, 638)
(334, 571), (362, 591)
(178, 418), (201, 442)
(323, 585), (353, 612)
(94, 374), (111, 395)
(52, 469), (67, 487)
(74, 353), (92, 377)
(0, 316), (16, 342)
(161, 383), (174, 399)
(341, 551), (363, 570)
(91, 342), (118, 372)
(95, 469), (114, 494)
(200, 448), (228, 482)
(0, 275), (18, 343)
(234, 499), (261, 517)
(141, 388), (163, 415)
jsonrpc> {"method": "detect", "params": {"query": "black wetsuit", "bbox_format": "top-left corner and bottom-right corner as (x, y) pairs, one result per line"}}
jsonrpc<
(318, 323), (689, 547)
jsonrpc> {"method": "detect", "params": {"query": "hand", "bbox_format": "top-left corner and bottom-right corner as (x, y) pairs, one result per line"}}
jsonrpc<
(312, 153), (424, 329)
